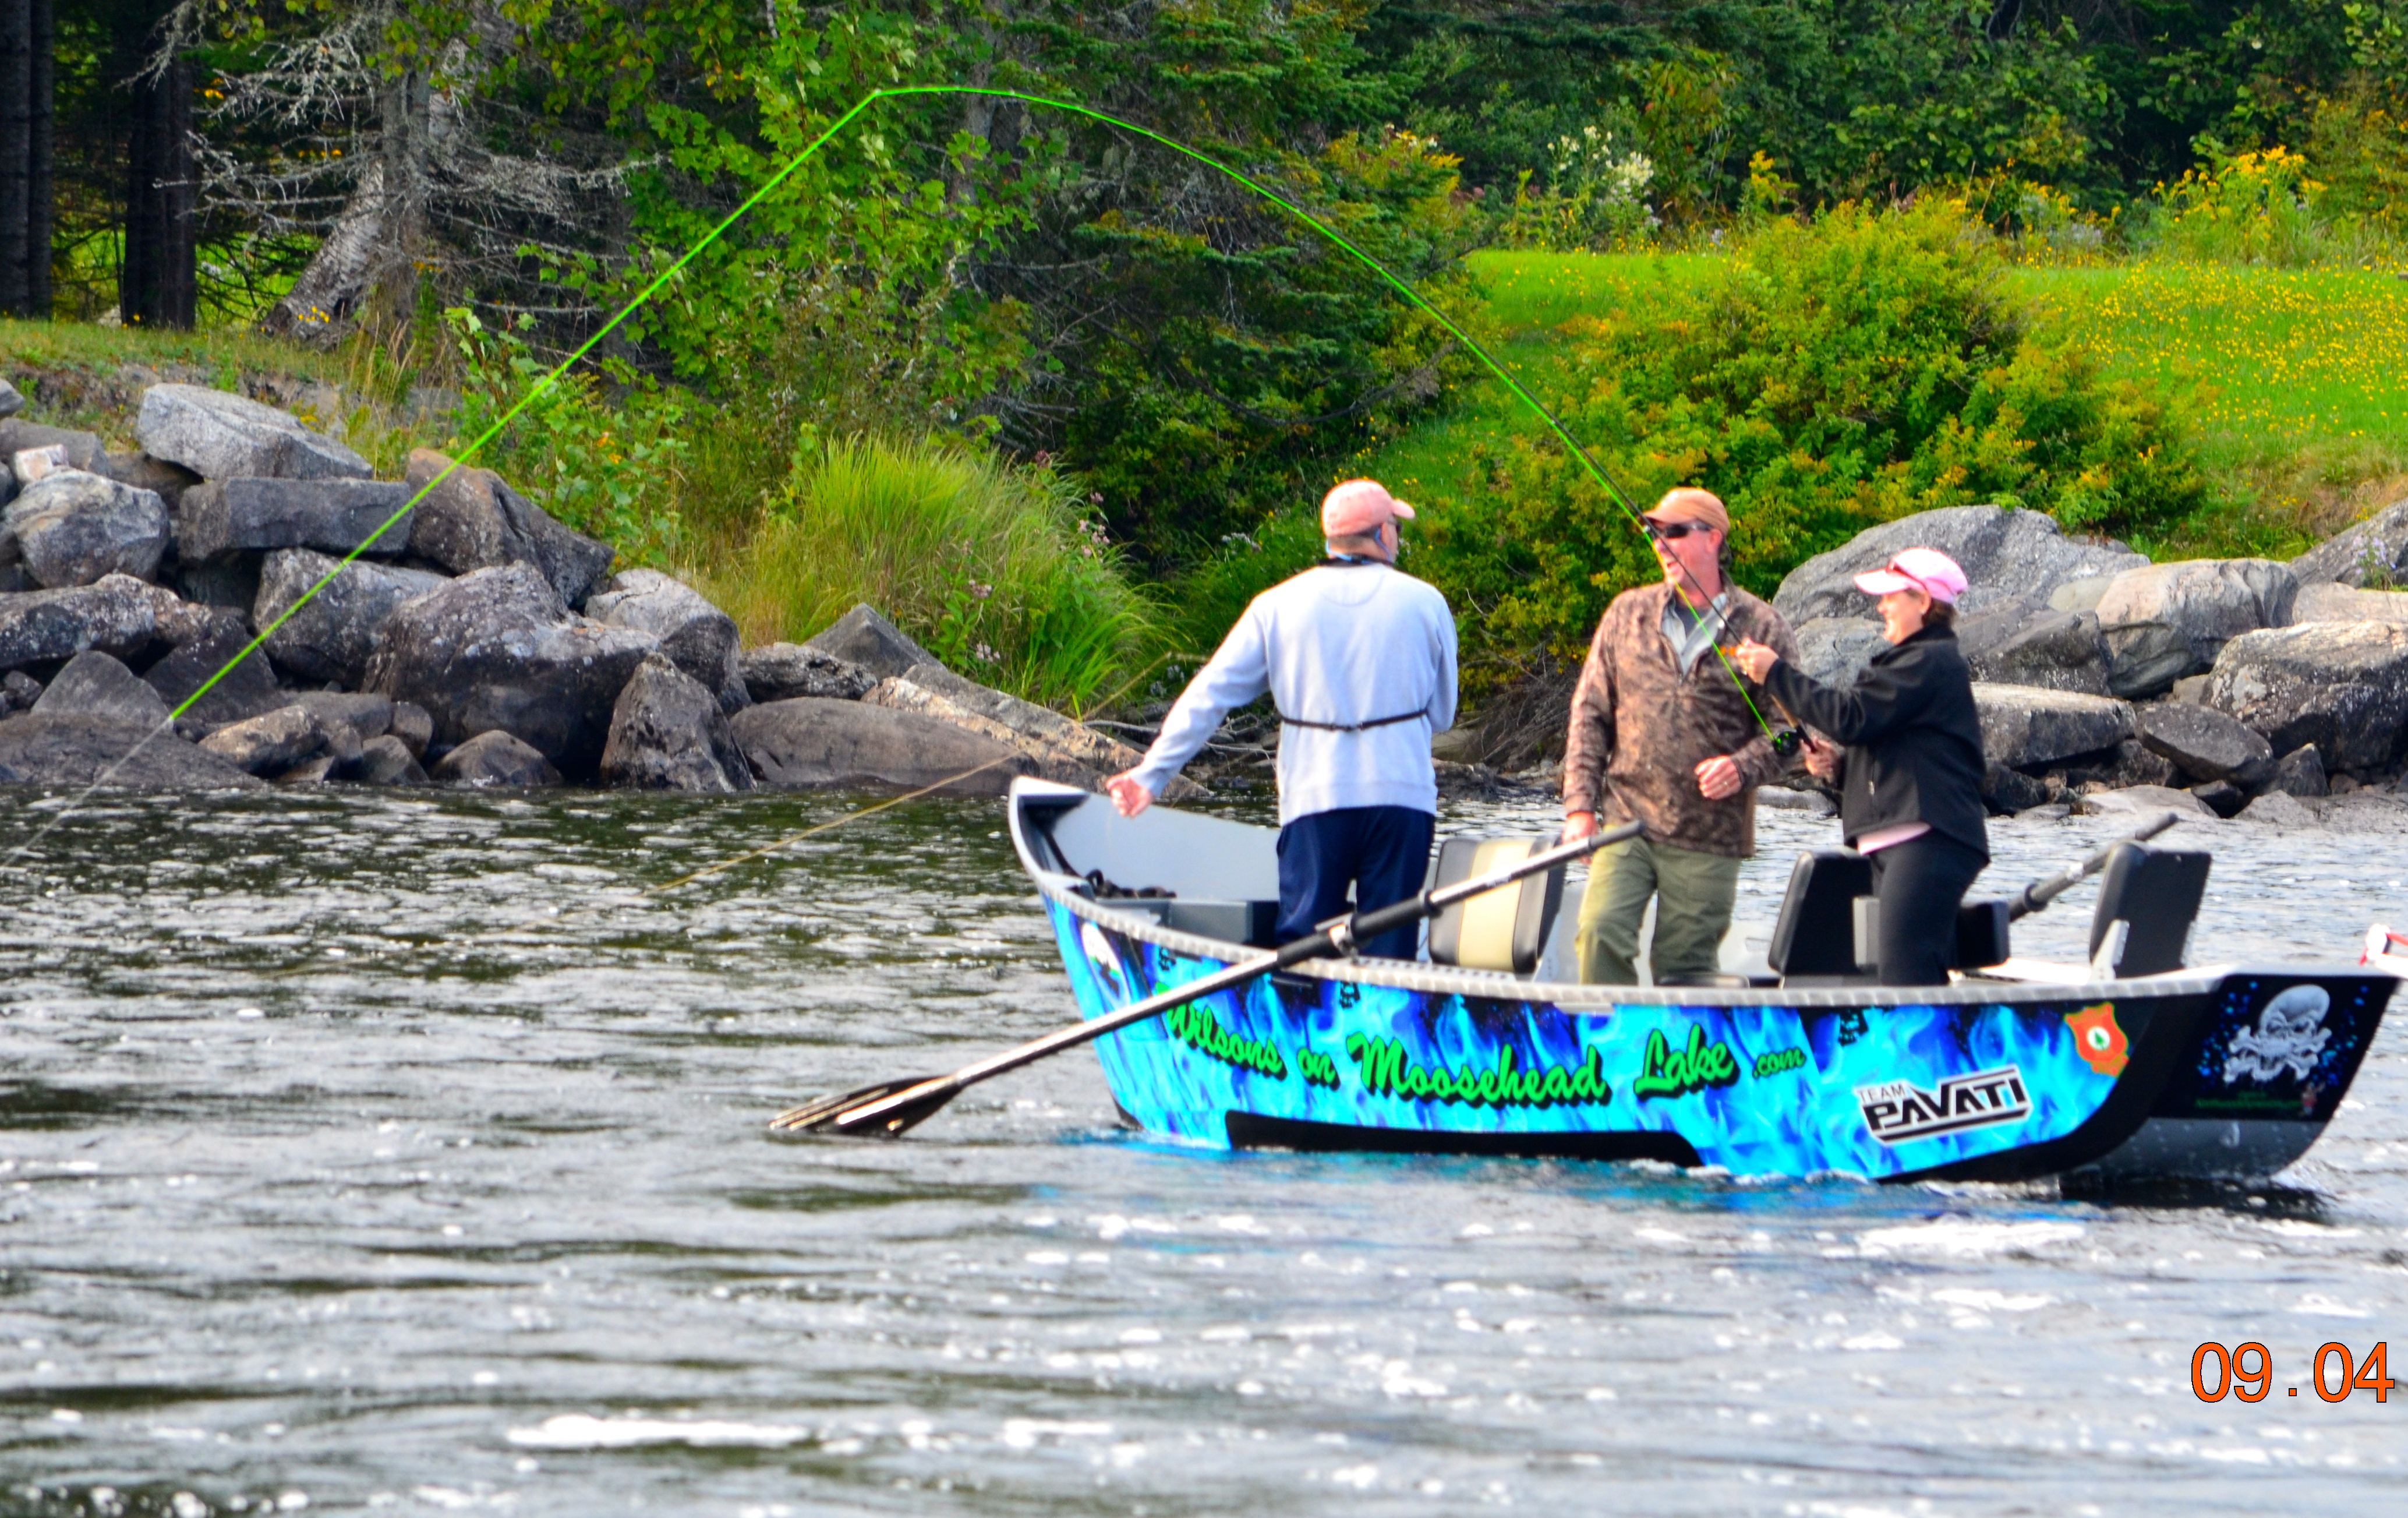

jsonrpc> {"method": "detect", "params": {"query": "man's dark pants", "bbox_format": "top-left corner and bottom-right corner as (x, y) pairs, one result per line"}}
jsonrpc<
(1275, 804), (1437, 959)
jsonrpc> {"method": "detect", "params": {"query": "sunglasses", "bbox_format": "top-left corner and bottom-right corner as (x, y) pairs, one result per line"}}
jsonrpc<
(1644, 519), (1714, 541)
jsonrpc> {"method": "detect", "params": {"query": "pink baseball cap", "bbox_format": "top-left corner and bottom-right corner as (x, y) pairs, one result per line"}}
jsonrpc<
(1322, 478), (1416, 539)
(1855, 547), (1968, 604)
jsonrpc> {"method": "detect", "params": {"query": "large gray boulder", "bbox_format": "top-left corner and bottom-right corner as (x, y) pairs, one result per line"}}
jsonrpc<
(1963, 608), (2112, 695)
(0, 714), (266, 790)
(2290, 496), (2408, 588)
(0, 377), (21, 418)
(140, 607), (284, 728)
(198, 706), (333, 776)
(598, 653), (754, 792)
(30, 651), (171, 727)
(732, 697), (1034, 795)
(400, 449), (613, 609)
(1972, 683), (2135, 769)
(2268, 743), (2328, 797)
(175, 477), (415, 562)
(586, 569), (747, 711)
(805, 603), (939, 677)
(2078, 784), (2217, 821)
(2133, 702), (2274, 788)
(253, 548), (447, 686)
(863, 663), (1169, 795)
(135, 384), (372, 482)
(1, 471), (171, 587)
(2093, 558), (2298, 699)
(2291, 581), (2408, 624)
(355, 734), (427, 785)
(1790, 616), (1887, 687)
(0, 574), (157, 672)
(2205, 622), (2408, 774)
(93, 451), (202, 513)
(1773, 506), (2147, 623)
(361, 562), (657, 778)
(284, 691), (395, 743)
(740, 641), (878, 702)
(430, 729), (563, 788)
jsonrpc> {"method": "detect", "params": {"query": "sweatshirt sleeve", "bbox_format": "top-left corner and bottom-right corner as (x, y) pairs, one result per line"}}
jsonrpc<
(1762, 638), (1936, 747)
(1729, 609), (1804, 788)
(1127, 599), (1272, 797)
(1560, 614), (1616, 814)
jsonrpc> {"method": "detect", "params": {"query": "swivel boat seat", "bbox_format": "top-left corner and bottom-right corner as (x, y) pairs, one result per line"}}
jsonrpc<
(1426, 835), (1567, 976)
(2084, 841), (2211, 977)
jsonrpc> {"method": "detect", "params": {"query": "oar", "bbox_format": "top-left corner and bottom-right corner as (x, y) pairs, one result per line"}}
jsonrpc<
(770, 820), (1646, 1138)
(2003, 811), (2180, 920)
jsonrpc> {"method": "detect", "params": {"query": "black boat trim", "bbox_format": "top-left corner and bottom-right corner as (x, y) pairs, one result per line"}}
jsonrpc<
(1225, 1112), (1705, 1167)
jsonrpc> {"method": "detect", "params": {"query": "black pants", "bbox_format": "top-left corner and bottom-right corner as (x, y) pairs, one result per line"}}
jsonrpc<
(1867, 832), (1988, 987)
(1275, 805), (1436, 959)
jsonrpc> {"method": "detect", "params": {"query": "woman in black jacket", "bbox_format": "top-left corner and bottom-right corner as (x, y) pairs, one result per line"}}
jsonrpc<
(1732, 549), (1989, 986)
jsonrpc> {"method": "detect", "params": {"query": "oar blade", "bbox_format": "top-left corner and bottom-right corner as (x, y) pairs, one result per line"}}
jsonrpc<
(768, 1074), (961, 1136)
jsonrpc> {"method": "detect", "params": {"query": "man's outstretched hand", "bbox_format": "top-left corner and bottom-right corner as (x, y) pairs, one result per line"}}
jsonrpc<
(1106, 772), (1155, 818)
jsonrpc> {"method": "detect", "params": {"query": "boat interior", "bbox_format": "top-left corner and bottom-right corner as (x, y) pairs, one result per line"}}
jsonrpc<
(1011, 784), (2216, 993)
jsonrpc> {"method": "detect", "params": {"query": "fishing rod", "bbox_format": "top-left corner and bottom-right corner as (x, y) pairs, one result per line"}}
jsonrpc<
(6, 84), (1785, 866)
(772, 820), (1645, 1138)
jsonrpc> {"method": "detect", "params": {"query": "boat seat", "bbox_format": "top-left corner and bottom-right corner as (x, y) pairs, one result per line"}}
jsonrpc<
(2089, 842), (2211, 977)
(1427, 834), (1566, 975)
(1773, 849), (2014, 984)
(1769, 850), (1875, 983)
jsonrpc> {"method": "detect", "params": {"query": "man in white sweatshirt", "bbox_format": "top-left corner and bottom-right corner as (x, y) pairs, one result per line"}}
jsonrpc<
(1107, 479), (1458, 959)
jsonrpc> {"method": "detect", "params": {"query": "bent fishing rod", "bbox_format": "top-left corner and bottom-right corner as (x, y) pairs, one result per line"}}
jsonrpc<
(772, 820), (1645, 1138)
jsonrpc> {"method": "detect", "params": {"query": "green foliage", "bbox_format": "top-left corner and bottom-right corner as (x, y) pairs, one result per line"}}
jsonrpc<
(443, 306), (692, 567)
(695, 433), (1155, 715)
(1413, 203), (2207, 659)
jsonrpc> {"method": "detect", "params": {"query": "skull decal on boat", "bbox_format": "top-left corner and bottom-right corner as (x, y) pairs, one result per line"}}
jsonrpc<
(2223, 984), (2332, 1085)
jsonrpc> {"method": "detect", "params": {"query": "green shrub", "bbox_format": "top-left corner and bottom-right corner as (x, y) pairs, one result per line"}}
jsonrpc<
(697, 433), (1156, 716)
(1415, 201), (2206, 660)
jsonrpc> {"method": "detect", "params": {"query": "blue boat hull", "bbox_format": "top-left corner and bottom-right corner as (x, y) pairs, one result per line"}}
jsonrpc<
(1014, 783), (2392, 1183)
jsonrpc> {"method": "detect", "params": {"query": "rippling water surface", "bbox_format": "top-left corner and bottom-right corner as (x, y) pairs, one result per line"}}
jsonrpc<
(3, 785), (2405, 1517)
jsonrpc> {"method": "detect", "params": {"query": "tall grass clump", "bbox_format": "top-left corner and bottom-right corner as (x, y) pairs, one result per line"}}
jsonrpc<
(702, 434), (1157, 715)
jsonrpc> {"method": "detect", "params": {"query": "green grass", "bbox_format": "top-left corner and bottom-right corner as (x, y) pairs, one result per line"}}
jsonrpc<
(1350, 250), (2408, 561)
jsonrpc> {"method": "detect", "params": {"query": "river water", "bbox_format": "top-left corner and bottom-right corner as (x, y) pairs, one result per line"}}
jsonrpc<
(4, 785), (2405, 1517)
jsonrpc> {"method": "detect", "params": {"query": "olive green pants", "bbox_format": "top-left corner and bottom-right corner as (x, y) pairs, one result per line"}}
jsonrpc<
(1575, 836), (1744, 986)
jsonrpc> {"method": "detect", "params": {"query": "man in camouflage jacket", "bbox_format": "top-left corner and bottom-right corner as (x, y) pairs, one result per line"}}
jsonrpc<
(1562, 489), (1799, 984)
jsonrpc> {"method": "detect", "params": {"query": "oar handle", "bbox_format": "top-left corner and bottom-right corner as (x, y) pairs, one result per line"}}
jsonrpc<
(834, 820), (1643, 1129)
(2005, 810), (2179, 922)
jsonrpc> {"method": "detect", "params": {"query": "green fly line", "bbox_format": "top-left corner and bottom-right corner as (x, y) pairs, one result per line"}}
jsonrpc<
(15, 83), (1778, 868)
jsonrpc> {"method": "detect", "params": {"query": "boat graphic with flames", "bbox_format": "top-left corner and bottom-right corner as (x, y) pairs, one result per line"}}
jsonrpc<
(1009, 779), (2393, 1184)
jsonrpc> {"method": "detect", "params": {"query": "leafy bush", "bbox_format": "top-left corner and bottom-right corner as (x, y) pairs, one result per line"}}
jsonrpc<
(443, 307), (693, 569)
(1415, 202), (2206, 660)
(696, 433), (1156, 715)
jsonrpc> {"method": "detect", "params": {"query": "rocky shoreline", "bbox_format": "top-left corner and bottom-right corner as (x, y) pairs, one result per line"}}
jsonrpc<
(0, 376), (1169, 799)
(5, 374), (2407, 828)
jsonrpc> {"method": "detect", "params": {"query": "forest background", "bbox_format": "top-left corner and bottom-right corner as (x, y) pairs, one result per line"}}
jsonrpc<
(2, 0), (2406, 737)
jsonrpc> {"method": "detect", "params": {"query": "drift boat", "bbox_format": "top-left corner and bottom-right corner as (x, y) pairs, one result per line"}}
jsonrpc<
(1008, 778), (2395, 1184)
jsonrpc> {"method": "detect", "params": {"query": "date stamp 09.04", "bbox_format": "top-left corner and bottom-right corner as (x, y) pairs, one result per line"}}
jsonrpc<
(2192, 1342), (2394, 1403)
